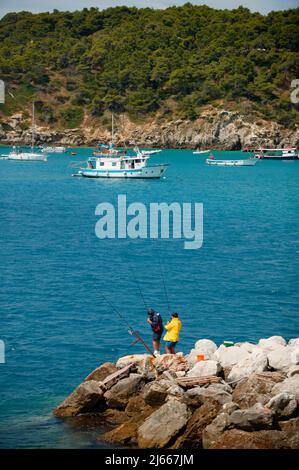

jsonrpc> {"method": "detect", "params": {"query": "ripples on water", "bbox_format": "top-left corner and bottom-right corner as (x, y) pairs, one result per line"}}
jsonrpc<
(0, 148), (298, 447)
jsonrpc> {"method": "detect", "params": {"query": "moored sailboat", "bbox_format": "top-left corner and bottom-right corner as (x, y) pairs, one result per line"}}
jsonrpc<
(1, 103), (47, 161)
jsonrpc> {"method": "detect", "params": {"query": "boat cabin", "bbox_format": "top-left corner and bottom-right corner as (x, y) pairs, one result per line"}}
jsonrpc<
(87, 155), (149, 171)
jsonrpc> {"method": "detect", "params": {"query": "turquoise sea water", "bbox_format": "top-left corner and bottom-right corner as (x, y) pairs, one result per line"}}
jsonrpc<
(0, 148), (298, 448)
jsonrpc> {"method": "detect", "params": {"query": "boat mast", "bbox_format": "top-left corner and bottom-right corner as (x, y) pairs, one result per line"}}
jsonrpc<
(31, 102), (35, 150)
(111, 112), (114, 147)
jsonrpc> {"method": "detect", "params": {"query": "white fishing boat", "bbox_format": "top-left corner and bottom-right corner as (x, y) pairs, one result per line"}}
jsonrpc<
(41, 146), (66, 153)
(135, 147), (162, 156)
(73, 152), (168, 179)
(206, 155), (257, 166)
(193, 149), (211, 154)
(254, 147), (298, 160)
(72, 114), (168, 178)
(1, 103), (47, 162)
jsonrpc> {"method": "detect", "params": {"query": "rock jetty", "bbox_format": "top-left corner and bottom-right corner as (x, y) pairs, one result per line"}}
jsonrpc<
(54, 336), (299, 449)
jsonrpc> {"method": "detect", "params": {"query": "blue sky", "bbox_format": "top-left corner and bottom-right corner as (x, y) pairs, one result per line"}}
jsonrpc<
(0, 1), (298, 18)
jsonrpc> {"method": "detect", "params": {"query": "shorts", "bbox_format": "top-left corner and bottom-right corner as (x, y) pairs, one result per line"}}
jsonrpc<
(152, 332), (162, 341)
(166, 341), (177, 348)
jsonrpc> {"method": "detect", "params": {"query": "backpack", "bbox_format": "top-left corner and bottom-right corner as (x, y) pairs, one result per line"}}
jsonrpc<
(153, 313), (163, 333)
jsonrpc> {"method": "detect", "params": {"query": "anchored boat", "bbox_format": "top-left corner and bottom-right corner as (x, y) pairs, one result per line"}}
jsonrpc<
(41, 146), (67, 153)
(73, 151), (168, 178)
(73, 113), (168, 178)
(254, 147), (298, 160)
(206, 155), (257, 166)
(1, 103), (47, 162)
(193, 149), (211, 154)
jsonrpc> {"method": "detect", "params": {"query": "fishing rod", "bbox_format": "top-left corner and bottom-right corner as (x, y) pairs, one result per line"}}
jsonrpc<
(98, 291), (155, 356)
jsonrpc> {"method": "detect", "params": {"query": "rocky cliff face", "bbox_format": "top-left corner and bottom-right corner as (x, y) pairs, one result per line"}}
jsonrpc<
(0, 108), (298, 149)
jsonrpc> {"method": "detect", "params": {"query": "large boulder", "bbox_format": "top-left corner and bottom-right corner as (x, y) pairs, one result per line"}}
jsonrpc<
(279, 417), (299, 448)
(54, 380), (105, 417)
(202, 412), (231, 448)
(154, 353), (189, 373)
(267, 347), (293, 373)
(194, 339), (218, 353)
(187, 360), (222, 378)
(84, 362), (117, 382)
(287, 365), (299, 377)
(258, 336), (286, 351)
(213, 345), (250, 368)
(209, 429), (290, 449)
(229, 403), (274, 431)
(288, 338), (299, 348)
(101, 398), (154, 446)
(271, 375), (299, 401)
(116, 354), (154, 374)
(232, 373), (281, 409)
(104, 374), (145, 409)
(143, 379), (174, 406)
(265, 392), (297, 419)
(183, 383), (232, 407)
(186, 340), (218, 366)
(227, 350), (268, 383)
(235, 342), (260, 353)
(290, 347), (299, 366)
(137, 401), (191, 448)
(172, 399), (222, 449)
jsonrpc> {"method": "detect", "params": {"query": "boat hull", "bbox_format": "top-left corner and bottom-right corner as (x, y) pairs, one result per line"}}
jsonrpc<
(76, 164), (168, 178)
(206, 159), (257, 166)
(7, 153), (47, 161)
(256, 155), (298, 160)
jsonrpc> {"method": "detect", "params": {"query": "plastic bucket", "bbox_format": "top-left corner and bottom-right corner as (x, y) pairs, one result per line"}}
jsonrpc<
(196, 354), (205, 361)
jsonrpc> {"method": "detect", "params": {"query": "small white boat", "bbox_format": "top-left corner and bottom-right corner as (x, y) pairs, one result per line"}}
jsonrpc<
(193, 149), (211, 154)
(206, 156), (257, 166)
(41, 146), (66, 153)
(1, 103), (47, 162)
(3, 146), (47, 161)
(134, 147), (162, 156)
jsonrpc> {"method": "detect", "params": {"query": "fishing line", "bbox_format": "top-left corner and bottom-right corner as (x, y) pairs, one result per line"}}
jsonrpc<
(127, 256), (149, 313)
(98, 290), (154, 356)
(155, 239), (171, 314)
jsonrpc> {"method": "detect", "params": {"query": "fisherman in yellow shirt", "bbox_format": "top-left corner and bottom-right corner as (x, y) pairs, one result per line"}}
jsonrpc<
(163, 312), (182, 354)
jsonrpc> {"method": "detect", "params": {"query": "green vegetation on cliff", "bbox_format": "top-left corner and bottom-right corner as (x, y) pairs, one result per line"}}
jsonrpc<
(0, 4), (298, 128)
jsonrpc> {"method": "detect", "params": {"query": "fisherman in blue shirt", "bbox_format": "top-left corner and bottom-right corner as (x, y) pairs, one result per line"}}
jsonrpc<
(147, 308), (164, 357)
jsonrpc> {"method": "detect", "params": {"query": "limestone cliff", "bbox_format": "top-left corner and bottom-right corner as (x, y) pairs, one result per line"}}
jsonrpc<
(0, 107), (298, 150)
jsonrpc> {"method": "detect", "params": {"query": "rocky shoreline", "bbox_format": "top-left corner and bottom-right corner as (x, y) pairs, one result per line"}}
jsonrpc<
(54, 336), (299, 449)
(1, 108), (298, 150)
